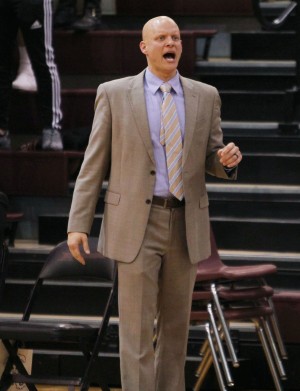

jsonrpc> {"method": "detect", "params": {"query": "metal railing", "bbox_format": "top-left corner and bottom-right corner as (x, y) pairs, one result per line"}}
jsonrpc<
(252, 0), (297, 30)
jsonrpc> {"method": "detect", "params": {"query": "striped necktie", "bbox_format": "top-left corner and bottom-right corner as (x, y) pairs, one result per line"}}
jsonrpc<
(160, 83), (184, 200)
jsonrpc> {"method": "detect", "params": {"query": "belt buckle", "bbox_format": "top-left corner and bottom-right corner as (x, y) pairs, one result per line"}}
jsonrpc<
(163, 198), (169, 208)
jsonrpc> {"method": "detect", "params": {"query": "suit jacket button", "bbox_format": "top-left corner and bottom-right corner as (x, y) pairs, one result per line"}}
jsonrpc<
(150, 170), (156, 175)
(146, 199), (151, 204)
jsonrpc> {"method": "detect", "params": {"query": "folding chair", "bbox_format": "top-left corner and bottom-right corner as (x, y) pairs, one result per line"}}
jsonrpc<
(0, 238), (117, 391)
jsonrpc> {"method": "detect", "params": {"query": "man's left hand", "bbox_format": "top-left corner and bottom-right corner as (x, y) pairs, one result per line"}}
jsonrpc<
(217, 142), (242, 168)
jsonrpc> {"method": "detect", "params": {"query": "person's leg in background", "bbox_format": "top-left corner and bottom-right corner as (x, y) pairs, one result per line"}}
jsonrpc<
(72, 0), (102, 31)
(12, 30), (37, 92)
(53, 0), (77, 29)
(0, 0), (18, 150)
(20, 0), (63, 150)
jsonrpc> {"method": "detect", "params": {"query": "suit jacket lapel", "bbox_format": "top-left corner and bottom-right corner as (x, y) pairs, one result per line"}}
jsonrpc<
(127, 72), (199, 167)
(127, 71), (155, 165)
(181, 77), (198, 166)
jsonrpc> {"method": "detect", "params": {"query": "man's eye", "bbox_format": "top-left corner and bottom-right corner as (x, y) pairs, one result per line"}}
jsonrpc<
(173, 36), (180, 41)
(159, 36), (165, 41)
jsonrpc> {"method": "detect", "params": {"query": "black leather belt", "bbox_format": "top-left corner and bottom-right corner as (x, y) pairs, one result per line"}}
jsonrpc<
(152, 195), (185, 209)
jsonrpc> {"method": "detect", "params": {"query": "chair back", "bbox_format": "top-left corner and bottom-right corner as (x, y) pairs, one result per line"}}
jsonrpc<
(22, 238), (116, 321)
(39, 238), (115, 282)
(197, 225), (224, 269)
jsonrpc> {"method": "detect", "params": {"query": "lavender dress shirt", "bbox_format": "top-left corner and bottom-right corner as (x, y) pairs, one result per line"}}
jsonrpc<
(144, 68), (185, 198)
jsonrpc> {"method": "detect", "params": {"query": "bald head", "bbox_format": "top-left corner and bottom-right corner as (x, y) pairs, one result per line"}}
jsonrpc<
(139, 15), (182, 81)
(142, 16), (179, 41)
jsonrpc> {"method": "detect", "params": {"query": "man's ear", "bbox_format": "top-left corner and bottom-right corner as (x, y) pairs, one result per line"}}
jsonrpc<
(140, 41), (147, 55)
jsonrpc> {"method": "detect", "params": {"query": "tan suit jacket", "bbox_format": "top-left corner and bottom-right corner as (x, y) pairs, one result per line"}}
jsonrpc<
(67, 70), (236, 264)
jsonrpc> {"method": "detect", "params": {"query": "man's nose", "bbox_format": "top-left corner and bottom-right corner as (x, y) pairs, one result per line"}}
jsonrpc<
(166, 37), (174, 46)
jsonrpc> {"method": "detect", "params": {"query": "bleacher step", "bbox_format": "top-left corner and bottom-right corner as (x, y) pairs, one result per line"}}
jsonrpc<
(221, 121), (300, 153)
(10, 88), (297, 133)
(220, 90), (286, 121)
(38, 214), (103, 245)
(208, 183), (300, 217)
(231, 31), (297, 60)
(212, 217), (300, 253)
(196, 60), (296, 91)
(207, 152), (300, 184)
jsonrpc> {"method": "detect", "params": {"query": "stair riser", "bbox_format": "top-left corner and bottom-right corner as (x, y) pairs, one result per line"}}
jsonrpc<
(223, 135), (300, 154)
(38, 216), (102, 245)
(209, 200), (300, 220)
(198, 74), (296, 92)
(208, 154), (300, 184)
(231, 32), (297, 60)
(212, 220), (300, 252)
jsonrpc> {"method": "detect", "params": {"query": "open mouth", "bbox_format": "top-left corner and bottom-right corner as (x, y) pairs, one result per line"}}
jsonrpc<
(163, 52), (176, 61)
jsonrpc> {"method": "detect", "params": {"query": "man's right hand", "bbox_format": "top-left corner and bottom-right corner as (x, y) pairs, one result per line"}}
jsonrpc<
(67, 232), (90, 265)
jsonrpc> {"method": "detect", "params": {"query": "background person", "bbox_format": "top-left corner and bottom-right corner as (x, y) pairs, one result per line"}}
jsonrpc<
(12, 31), (37, 92)
(0, 0), (63, 150)
(54, 0), (102, 31)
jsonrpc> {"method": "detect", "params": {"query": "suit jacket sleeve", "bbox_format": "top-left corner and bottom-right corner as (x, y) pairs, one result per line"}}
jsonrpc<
(205, 88), (237, 180)
(67, 84), (112, 234)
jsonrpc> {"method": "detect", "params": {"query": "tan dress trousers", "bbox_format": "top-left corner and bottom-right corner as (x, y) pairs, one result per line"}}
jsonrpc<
(117, 203), (198, 391)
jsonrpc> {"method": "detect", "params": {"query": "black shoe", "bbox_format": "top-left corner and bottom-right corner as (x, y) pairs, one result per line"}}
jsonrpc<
(54, 6), (76, 29)
(72, 8), (102, 31)
(0, 130), (11, 150)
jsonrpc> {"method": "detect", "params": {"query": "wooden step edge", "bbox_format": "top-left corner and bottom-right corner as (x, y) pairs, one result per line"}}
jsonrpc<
(220, 249), (300, 264)
(207, 183), (300, 195)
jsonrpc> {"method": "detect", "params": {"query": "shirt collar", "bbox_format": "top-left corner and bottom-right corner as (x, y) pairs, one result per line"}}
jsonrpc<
(145, 68), (181, 95)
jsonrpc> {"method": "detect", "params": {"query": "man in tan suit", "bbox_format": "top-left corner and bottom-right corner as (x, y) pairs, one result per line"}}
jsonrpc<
(67, 16), (242, 391)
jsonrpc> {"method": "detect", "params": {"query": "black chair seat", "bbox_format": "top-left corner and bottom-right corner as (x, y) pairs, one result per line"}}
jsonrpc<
(0, 321), (96, 342)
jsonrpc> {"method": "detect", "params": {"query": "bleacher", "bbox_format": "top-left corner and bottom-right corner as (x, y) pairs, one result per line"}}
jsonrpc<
(1, 1), (300, 389)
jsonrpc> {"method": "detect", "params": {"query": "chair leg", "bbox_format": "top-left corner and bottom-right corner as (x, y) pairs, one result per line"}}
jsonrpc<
(0, 378), (12, 391)
(207, 304), (234, 387)
(261, 317), (287, 379)
(193, 350), (214, 391)
(199, 337), (209, 358)
(253, 319), (283, 391)
(195, 339), (210, 377)
(195, 337), (212, 376)
(1, 340), (38, 391)
(0, 363), (13, 391)
(267, 298), (288, 359)
(205, 323), (228, 391)
(211, 284), (239, 367)
(260, 278), (288, 359)
(194, 322), (230, 391)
